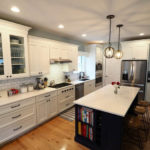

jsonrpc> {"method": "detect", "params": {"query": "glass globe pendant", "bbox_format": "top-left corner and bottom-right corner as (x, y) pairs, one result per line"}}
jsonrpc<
(115, 24), (123, 59)
(104, 15), (115, 58)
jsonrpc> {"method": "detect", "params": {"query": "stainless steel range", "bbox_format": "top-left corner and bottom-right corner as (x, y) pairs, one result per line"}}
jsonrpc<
(49, 82), (75, 113)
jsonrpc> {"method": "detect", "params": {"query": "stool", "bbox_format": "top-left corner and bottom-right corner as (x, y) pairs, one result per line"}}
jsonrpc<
(134, 106), (149, 141)
(138, 100), (150, 124)
(125, 115), (144, 150)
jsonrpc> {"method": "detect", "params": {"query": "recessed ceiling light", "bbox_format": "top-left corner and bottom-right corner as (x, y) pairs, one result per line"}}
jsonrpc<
(82, 34), (87, 37)
(58, 24), (64, 29)
(11, 6), (20, 13)
(139, 33), (144, 36)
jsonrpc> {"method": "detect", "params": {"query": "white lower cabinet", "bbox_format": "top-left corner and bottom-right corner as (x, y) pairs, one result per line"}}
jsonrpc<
(0, 114), (36, 144)
(84, 80), (95, 96)
(36, 91), (58, 124)
(0, 97), (36, 144)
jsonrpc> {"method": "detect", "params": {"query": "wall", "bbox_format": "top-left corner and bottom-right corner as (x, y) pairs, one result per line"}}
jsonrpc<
(0, 76), (37, 91)
(103, 42), (122, 85)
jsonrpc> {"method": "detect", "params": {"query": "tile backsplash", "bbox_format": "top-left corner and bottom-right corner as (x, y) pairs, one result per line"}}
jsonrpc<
(0, 76), (37, 91)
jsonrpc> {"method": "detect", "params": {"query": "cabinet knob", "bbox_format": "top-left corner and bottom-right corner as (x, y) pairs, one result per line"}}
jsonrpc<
(6, 76), (9, 78)
(10, 75), (12, 78)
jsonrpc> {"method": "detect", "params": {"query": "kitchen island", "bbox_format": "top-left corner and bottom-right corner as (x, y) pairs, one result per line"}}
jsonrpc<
(74, 85), (140, 150)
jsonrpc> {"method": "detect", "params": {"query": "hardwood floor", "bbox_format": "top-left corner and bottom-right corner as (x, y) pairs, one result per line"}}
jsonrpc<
(1, 117), (89, 150)
(1, 116), (150, 150)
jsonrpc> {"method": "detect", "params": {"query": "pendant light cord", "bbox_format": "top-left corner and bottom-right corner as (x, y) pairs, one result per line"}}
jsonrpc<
(109, 18), (112, 47)
(118, 26), (120, 50)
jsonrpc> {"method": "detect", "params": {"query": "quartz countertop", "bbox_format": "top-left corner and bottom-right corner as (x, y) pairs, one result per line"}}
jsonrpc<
(71, 79), (95, 85)
(74, 85), (140, 117)
(0, 88), (57, 106)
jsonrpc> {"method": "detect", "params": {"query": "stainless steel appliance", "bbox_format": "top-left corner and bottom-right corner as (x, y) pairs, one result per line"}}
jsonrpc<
(96, 62), (102, 72)
(49, 82), (72, 89)
(35, 78), (44, 89)
(95, 72), (103, 87)
(75, 83), (84, 100)
(121, 60), (147, 99)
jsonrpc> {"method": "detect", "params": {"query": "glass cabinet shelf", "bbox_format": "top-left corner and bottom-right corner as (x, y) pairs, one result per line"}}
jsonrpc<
(0, 34), (4, 75)
(10, 35), (26, 74)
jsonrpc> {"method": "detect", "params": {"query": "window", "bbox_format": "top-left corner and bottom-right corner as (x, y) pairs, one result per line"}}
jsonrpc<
(78, 56), (86, 72)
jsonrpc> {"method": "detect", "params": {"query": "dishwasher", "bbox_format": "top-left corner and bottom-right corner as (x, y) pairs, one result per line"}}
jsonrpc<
(75, 83), (84, 100)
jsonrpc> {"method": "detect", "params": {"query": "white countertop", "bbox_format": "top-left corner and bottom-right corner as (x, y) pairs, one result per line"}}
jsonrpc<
(74, 85), (140, 117)
(71, 79), (95, 85)
(0, 88), (56, 106)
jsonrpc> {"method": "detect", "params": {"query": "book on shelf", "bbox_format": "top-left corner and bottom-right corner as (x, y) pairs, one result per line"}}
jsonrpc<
(78, 107), (94, 126)
(77, 121), (93, 141)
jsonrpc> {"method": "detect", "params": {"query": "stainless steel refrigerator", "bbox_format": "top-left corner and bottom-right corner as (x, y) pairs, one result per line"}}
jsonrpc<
(121, 60), (147, 100)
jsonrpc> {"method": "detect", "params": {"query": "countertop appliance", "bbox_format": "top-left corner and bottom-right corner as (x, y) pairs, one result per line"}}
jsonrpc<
(75, 83), (84, 100)
(121, 60), (147, 100)
(35, 78), (44, 89)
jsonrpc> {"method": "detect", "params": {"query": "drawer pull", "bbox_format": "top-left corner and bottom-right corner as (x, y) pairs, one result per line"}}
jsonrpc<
(47, 100), (50, 102)
(12, 114), (21, 119)
(45, 95), (50, 97)
(13, 125), (22, 131)
(11, 104), (20, 109)
(65, 95), (70, 98)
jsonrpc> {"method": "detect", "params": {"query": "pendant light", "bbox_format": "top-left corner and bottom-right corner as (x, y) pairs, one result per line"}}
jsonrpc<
(104, 15), (115, 58)
(115, 24), (123, 59)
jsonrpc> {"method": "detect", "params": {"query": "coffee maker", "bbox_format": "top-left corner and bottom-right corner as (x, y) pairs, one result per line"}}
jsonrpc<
(36, 78), (44, 89)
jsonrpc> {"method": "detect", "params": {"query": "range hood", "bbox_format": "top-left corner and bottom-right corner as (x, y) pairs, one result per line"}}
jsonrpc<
(50, 58), (72, 64)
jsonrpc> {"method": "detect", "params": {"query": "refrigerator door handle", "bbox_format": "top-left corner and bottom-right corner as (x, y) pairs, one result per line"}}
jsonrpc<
(130, 62), (134, 81)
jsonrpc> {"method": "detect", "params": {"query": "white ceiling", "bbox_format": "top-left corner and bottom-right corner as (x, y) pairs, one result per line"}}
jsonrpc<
(0, 0), (150, 42)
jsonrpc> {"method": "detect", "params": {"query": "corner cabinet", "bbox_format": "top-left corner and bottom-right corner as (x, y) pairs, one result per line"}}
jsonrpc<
(0, 19), (31, 80)
(28, 36), (50, 76)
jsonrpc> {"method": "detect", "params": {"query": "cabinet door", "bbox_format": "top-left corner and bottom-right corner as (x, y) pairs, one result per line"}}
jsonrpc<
(68, 47), (78, 71)
(29, 43), (49, 76)
(8, 34), (29, 78)
(29, 44), (40, 75)
(132, 44), (148, 60)
(0, 32), (9, 79)
(36, 100), (47, 124)
(50, 44), (60, 59)
(39, 45), (49, 75)
(47, 97), (57, 119)
(122, 45), (133, 60)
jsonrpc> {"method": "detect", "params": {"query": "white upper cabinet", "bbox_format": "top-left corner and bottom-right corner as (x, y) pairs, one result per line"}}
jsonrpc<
(122, 41), (149, 60)
(49, 41), (78, 71)
(28, 36), (50, 76)
(0, 19), (31, 80)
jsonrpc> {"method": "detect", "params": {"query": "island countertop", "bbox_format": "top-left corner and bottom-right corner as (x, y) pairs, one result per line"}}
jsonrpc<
(74, 85), (140, 117)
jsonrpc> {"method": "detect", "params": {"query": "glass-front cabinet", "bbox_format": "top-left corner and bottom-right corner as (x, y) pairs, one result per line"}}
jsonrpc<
(0, 34), (4, 76)
(0, 19), (30, 80)
(10, 35), (26, 75)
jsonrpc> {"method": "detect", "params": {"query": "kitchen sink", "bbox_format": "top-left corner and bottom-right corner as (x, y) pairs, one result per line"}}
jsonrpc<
(79, 79), (89, 81)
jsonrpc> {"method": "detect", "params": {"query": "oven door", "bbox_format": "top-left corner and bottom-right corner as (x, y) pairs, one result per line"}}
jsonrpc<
(96, 73), (103, 87)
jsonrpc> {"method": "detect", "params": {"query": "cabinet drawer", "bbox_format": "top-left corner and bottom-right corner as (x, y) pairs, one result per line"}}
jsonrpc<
(58, 98), (73, 113)
(0, 97), (35, 115)
(0, 104), (35, 127)
(0, 114), (36, 144)
(36, 91), (57, 102)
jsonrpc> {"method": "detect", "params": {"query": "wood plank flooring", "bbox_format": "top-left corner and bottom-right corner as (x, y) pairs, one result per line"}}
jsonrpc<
(1, 116), (150, 150)
(0, 117), (89, 150)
